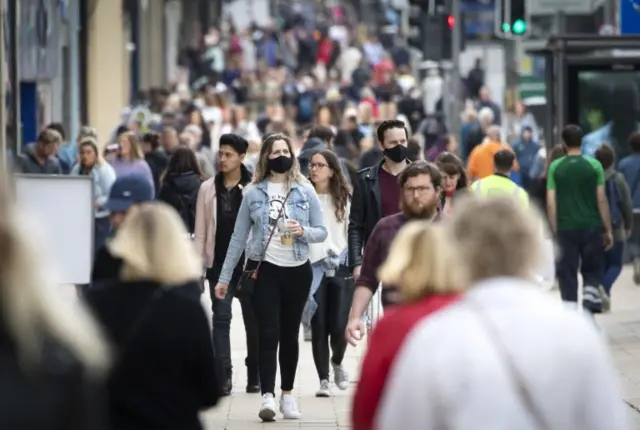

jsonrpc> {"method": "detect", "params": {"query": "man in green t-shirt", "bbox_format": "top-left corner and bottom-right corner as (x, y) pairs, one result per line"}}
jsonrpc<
(547, 125), (613, 313)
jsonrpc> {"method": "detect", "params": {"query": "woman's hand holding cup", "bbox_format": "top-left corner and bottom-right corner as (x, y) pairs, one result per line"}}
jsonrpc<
(287, 219), (304, 237)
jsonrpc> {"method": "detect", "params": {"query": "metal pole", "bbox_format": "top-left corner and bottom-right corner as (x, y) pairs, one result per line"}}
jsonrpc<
(69, 0), (80, 142)
(450, 0), (461, 137)
(9, 0), (18, 155)
(0, 0), (6, 170)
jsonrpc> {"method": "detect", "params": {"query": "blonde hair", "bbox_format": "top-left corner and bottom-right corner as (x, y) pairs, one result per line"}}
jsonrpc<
(77, 137), (106, 166)
(252, 133), (307, 189)
(379, 222), (463, 303)
(0, 180), (109, 373)
(118, 131), (144, 161)
(108, 202), (202, 285)
(446, 194), (545, 283)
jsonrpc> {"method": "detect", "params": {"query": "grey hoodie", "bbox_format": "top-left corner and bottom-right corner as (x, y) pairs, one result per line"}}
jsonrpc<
(15, 144), (62, 174)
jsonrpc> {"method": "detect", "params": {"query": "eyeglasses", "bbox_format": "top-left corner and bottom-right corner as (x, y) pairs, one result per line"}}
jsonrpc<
(403, 186), (432, 195)
(310, 162), (329, 170)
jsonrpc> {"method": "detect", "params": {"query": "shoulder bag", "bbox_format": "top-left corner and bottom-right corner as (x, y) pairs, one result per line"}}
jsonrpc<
(466, 299), (551, 430)
(236, 188), (293, 295)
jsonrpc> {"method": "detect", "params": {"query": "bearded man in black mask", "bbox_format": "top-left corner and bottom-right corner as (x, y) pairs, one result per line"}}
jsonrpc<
(348, 119), (410, 281)
(345, 161), (443, 345)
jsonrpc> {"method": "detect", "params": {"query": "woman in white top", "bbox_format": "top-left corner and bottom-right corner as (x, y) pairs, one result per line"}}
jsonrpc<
(376, 195), (628, 430)
(306, 150), (352, 398)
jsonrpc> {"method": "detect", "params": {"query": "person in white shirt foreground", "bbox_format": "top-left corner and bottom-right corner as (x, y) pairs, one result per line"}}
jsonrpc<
(375, 195), (629, 430)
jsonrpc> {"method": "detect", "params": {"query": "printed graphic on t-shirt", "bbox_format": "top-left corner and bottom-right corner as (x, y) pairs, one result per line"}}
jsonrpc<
(268, 191), (288, 227)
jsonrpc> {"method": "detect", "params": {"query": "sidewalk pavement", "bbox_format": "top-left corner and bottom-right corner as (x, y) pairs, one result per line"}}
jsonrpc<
(199, 285), (363, 429)
(598, 267), (640, 428)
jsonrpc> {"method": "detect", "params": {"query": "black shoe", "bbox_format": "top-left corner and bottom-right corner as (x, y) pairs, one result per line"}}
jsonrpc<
(221, 373), (233, 396)
(246, 371), (260, 393)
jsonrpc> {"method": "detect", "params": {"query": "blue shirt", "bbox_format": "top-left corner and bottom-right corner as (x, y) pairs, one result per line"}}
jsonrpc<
(218, 179), (327, 285)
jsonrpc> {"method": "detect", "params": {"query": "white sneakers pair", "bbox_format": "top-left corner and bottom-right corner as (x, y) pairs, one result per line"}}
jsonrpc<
(316, 362), (349, 397)
(259, 393), (301, 422)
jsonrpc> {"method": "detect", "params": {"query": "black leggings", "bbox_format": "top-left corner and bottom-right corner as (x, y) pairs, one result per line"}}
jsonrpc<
(311, 270), (353, 380)
(251, 260), (312, 395)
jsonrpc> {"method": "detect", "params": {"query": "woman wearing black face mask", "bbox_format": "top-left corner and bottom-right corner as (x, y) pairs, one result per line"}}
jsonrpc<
(213, 133), (328, 422)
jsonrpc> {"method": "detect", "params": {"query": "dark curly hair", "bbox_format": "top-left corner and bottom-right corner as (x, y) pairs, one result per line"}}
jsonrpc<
(311, 150), (351, 222)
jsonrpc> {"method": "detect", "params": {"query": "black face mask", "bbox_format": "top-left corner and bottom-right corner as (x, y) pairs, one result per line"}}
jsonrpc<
(384, 144), (408, 163)
(268, 155), (293, 174)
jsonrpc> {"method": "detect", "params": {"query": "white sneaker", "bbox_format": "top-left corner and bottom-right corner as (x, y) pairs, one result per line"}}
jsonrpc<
(259, 393), (277, 422)
(279, 394), (301, 419)
(316, 379), (331, 397)
(332, 362), (349, 390)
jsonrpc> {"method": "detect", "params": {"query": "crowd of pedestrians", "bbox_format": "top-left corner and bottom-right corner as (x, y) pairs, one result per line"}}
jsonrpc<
(2, 13), (638, 424)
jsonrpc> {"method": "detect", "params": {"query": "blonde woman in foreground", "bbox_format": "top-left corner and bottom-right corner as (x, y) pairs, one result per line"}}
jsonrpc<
(84, 202), (218, 430)
(352, 223), (463, 430)
(375, 195), (629, 430)
(0, 180), (109, 429)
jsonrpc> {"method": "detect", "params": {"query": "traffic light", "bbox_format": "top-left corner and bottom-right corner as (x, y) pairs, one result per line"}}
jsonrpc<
(408, 2), (427, 51)
(496, 0), (529, 38)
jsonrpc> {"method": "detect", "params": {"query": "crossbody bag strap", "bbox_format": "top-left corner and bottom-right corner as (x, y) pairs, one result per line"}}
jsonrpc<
(466, 299), (551, 430)
(254, 187), (294, 273)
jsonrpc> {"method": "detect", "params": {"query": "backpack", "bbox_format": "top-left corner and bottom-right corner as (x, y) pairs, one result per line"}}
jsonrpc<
(175, 192), (197, 233)
(606, 175), (623, 229)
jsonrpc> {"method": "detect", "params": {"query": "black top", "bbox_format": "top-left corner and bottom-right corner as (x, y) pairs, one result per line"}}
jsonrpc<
(157, 171), (202, 233)
(0, 329), (106, 430)
(213, 166), (251, 268)
(85, 280), (218, 430)
(91, 244), (124, 287)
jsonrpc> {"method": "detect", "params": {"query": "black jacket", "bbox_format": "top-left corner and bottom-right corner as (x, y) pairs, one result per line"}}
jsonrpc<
(158, 171), (202, 233)
(145, 151), (169, 195)
(348, 160), (388, 268)
(0, 330), (106, 430)
(85, 280), (218, 430)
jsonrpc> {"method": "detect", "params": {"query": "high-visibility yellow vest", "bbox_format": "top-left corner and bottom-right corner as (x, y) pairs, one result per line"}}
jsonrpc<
(471, 174), (529, 207)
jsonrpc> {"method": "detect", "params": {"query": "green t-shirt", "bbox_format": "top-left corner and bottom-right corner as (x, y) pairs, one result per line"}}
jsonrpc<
(547, 155), (604, 230)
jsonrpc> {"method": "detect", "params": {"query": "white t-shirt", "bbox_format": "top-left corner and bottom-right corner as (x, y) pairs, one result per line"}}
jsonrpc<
(264, 182), (305, 267)
(309, 194), (349, 264)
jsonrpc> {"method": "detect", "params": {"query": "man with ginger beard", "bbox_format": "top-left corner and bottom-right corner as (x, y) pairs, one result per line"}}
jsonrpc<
(345, 161), (443, 346)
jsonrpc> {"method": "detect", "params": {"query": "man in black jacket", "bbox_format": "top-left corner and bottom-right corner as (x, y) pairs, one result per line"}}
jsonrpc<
(348, 119), (410, 279)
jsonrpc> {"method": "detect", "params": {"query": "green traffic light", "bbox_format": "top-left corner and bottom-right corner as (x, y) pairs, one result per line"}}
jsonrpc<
(512, 19), (527, 34)
(501, 22), (511, 32)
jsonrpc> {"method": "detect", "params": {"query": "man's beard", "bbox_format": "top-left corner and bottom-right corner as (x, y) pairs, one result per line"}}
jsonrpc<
(402, 199), (438, 220)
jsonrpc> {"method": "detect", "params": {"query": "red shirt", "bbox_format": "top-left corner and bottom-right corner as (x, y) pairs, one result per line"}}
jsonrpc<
(378, 167), (401, 218)
(352, 294), (460, 430)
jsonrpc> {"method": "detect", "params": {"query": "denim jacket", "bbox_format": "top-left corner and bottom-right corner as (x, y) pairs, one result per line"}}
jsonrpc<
(70, 162), (117, 218)
(218, 179), (328, 284)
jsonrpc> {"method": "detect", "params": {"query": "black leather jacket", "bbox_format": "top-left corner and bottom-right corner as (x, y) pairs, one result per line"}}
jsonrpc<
(348, 161), (385, 268)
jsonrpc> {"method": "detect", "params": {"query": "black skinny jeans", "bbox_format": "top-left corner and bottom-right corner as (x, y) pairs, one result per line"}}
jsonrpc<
(251, 260), (312, 395)
(311, 269), (353, 381)
(207, 264), (259, 379)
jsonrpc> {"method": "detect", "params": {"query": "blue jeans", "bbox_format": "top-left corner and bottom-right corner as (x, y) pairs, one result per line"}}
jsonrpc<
(602, 241), (624, 295)
(556, 228), (604, 304)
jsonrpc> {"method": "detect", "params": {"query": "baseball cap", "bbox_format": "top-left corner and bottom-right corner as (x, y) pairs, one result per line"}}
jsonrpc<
(104, 174), (154, 213)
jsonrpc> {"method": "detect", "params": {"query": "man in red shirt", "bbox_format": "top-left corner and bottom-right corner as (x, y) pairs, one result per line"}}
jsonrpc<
(346, 161), (443, 344)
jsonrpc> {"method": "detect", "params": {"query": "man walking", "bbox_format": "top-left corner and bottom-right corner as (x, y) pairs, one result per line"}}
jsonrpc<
(194, 134), (260, 395)
(348, 119), (410, 280)
(471, 149), (528, 206)
(547, 125), (613, 312)
(346, 161), (443, 345)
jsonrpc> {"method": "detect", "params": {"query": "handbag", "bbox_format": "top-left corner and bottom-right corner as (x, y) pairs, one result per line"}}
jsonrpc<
(466, 299), (551, 430)
(237, 188), (293, 295)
